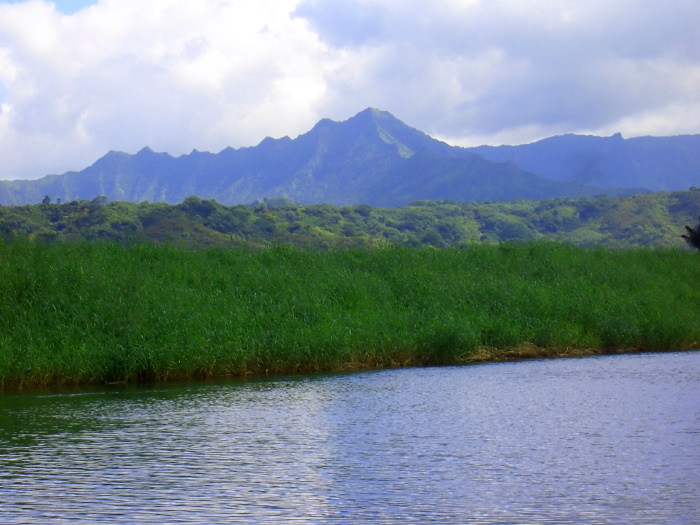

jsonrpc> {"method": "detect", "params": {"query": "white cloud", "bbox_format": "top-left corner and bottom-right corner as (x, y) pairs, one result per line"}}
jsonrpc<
(294, 0), (700, 145)
(0, 0), (698, 179)
(0, 0), (331, 179)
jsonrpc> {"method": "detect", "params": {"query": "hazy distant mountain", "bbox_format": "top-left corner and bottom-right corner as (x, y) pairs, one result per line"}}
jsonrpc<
(0, 108), (651, 206)
(468, 133), (700, 190)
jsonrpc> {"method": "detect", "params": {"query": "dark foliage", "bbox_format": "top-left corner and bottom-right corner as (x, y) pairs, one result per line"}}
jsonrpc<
(682, 217), (700, 250)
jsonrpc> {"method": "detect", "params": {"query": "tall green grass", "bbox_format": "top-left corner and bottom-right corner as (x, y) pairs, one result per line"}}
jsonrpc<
(1, 240), (698, 389)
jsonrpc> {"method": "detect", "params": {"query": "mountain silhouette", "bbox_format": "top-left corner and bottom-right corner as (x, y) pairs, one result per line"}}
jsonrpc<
(468, 132), (700, 190)
(0, 108), (653, 206)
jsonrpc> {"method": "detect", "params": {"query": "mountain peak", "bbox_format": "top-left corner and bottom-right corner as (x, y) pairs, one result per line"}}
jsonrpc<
(302, 108), (433, 159)
(358, 106), (392, 117)
(1, 108), (689, 207)
(344, 107), (455, 158)
(135, 146), (173, 161)
(350, 107), (400, 126)
(309, 108), (402, 135)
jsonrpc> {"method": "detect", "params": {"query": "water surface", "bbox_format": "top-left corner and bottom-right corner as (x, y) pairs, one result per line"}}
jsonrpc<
(1, 351), (699, 523)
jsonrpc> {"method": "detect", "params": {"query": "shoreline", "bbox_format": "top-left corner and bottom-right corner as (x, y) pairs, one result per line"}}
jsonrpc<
(462, 343), (700, 363)
(4, 346), (699, 394)
(329, 344), (700, 374)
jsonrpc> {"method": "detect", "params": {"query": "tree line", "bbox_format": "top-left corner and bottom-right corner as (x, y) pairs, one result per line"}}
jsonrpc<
(2, 189), (700, 249)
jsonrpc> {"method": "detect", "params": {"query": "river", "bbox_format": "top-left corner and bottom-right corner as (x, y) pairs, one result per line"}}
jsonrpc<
(1, 351), (698, 523)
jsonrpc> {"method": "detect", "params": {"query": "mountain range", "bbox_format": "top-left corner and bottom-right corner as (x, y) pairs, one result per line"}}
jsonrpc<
(1, 108), (697, 207)
(469, 133), (700, 191)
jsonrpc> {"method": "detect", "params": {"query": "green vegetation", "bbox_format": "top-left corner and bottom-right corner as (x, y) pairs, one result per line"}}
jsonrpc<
(1, 240), (698, 390)
(2, 189), (700, 249)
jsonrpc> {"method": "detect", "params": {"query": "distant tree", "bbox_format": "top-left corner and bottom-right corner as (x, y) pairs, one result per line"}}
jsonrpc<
(682, 217), (700, 250)
(42, 195), (51, 205)
(421, 228), (446, 248)
(264, 196), (296, 209)
(354, 204), (373, 218)
(90, 196), (108, 206)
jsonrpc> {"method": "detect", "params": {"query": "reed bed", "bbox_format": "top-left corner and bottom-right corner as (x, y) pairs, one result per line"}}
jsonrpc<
(1, 240), (698, 389)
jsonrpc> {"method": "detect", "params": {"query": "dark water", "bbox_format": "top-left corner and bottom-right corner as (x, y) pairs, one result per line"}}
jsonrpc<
(1, 352), (698, 524)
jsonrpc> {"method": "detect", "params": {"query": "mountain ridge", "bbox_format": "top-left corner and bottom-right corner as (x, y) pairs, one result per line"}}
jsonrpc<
(0, 108), (675, 206)
(468, 131), (700, 190)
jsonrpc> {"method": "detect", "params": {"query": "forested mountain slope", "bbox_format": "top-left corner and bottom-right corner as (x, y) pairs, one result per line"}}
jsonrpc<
(0, 109), (646, 206)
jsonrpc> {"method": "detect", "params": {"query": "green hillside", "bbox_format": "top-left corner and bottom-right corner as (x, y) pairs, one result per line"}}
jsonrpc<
(1, 189), (699, 249)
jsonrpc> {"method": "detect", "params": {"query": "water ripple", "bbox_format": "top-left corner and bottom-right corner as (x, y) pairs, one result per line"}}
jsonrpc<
(1, 351), (699, 523)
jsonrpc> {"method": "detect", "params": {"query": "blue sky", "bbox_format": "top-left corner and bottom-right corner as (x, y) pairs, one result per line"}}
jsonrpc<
(0, 0), (699, 180)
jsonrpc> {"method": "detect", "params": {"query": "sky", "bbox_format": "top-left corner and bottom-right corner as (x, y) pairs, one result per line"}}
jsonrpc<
(0, 0), (699, 180)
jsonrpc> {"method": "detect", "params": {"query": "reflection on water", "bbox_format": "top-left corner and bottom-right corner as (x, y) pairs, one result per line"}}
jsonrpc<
(1, 352), (699, 523)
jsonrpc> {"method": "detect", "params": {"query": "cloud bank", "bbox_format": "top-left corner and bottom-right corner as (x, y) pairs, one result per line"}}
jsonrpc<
(0, 0), (698, 180)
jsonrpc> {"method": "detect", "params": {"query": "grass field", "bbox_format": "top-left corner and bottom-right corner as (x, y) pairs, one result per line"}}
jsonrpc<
(1, 240), (698, 389)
